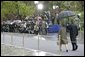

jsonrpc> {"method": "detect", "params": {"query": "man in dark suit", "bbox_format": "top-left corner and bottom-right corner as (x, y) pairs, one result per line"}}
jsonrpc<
(67, 20), (78, 51)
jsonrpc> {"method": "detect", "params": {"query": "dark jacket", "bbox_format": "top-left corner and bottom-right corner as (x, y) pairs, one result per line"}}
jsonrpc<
(67, 24), (78, 38)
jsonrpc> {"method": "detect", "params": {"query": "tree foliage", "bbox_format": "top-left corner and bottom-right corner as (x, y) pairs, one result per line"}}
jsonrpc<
(1, 1), (36, 21)
(1, 1), (84, 21)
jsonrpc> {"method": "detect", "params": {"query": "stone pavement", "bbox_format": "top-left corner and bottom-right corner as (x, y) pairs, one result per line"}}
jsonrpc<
(1, 44), (58, 56)
(1, 43), (84, 56)
(1, 32), (84, 56)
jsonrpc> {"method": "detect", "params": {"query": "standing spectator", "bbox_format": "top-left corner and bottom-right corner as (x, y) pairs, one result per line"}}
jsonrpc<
(34, 21), (39, 35)
(37, 16), (43, 34)
(42, 20), (48, 35)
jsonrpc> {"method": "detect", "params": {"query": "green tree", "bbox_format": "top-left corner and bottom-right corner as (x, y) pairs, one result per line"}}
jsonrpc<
(1, 1), (36, 21)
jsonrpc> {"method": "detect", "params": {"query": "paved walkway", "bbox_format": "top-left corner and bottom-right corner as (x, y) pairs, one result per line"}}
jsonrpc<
(1, 44), (58, 56)
(1, 32), (84, 56)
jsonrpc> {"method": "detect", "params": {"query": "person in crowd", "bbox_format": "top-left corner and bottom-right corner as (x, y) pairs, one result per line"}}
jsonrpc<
(41, 20), (48, 35)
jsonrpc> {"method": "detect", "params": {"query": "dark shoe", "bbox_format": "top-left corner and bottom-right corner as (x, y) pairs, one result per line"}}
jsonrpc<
(72, 43), (78, 51)
(76, 45), (78, 50)
(66, 50), (68, 52)
(72, 47), (77, 51)
(72, 49), (76, 51)
(74, 45), (78, 51)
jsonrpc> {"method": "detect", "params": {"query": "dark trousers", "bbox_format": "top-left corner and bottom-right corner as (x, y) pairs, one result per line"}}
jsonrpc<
(70, 36), (78, 50)
(34, 30), (38, 35)
(38, 27), (42, 35)
(44, 28), (47, 35)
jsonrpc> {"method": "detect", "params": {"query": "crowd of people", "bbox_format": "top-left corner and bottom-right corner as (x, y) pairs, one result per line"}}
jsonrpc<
(1, 14), (51, 35)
